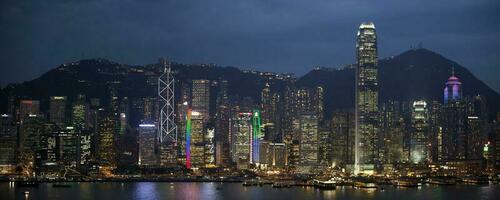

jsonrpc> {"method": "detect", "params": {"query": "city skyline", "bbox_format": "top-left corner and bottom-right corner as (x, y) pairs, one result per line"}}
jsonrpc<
(1, 1), (500, 199)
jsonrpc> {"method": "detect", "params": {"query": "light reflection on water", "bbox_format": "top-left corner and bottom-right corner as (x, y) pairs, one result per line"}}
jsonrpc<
(0, 182), (499, 200)
(133, 182), (159, 200)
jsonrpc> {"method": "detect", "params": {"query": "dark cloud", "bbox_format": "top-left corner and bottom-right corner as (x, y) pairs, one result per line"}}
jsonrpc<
(1, 0), (499, 91)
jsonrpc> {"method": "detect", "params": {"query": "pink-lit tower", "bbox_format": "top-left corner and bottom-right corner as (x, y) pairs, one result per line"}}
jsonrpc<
(443, 67), (462, 104)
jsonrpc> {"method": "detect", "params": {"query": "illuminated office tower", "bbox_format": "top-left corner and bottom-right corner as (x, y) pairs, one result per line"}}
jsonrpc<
(97, 110), (116, 168)
(355, 22), (379, 172)
(251, 109), (262, 164)
(444, 68), (462, 105)
(49, 96), (67, 127)
(428, 101), (443, 162)
(138, 124), (158, 166)
(0, 114), (16, 173)
(19, 100), (40, 123)
(19, 114), (44, 175)
(176, 83), (190, 164)
(261, 83), (273, 124)
(260, 84), (280, 143)
(295, 88), (312, 114)
(204, 127), (215, 167)
(259, 141), (270, 167)
(410, 100), (429, 164)
(317, 128), (331, 166)
(465, 95), (488, 160)
(312, 86), (324, 122)
(58, 126), (78, 168)
(79, 130), (92, 166)
(191, 80), (210, 122)
(380, 101), (406, 164)
(118, 97), (130, 135)
(39, 124), (57, 168)
(442, 71), (467, 161)
(185, 109), (192, 169)
(232, 113), (252, 169)
(331, 111), (355, 166)
(158, 59), (177, 166)
(215, 79), (231, 166)
(299, 113), (318, 171)
(189, 111), (205, 169)
(269, 143), (286, 168)
(72, 95), (87, 128)
(281, 85), (297, 141)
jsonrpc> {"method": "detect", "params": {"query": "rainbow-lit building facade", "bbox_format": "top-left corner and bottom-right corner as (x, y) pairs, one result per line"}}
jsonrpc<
(185, 109), (192, 169)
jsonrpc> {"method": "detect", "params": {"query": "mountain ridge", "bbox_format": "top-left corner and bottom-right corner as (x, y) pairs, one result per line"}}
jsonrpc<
(1, 48), (498, 120)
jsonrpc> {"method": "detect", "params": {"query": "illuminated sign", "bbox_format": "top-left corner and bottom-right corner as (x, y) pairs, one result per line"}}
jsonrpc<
(139, 124), (155, 127)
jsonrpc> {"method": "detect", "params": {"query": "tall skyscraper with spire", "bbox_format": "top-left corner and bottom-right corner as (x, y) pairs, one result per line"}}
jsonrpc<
(355, 22), (379, 173)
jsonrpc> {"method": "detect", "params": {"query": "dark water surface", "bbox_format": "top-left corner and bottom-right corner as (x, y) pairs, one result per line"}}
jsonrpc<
(1, 182), (500, 200)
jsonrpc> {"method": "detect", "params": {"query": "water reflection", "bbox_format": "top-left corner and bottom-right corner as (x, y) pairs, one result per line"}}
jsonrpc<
(1, 182), (500, 200)
(133, 182), (159, 200)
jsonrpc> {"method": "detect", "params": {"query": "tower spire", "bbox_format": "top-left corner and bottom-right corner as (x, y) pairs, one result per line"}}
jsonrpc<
(452, 66), (455, 76)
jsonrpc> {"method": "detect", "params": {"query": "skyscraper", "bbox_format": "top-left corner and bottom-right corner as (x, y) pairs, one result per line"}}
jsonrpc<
(158, 59), (178, 166)
(444, 68), (462, 105)
(0, 114), (16, 173)
(19, 100), (40, 123)
(215, 79), (231, 166)
(49, 96), (67, 127)
(355, 22), (379, 173)
(189, 110), (205, 169)
(410, 100), (429, 163)
(192, 79), (210, 122)
(251, 109), (262, 164)
(138, 124), (158, 166)
(231, 112), (252, 170)
(442, 71), (467, 160)
(298, 113), (318, 172)
(331, 111), (355, 167)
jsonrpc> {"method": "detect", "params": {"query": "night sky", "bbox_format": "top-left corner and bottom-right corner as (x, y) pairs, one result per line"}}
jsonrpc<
(1, 0), (499, 92)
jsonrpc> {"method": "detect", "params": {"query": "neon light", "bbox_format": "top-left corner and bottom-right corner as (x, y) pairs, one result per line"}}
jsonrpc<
(186, 109), (192, 169)
(139, 124), (155, 127)
(252, 109), (262, 164)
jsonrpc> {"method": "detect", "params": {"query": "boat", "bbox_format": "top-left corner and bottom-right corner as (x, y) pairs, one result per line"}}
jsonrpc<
(272, 182), (292, 188)
(53, 183), (72, 188)
(313, 179), (337, 190)
(17, 182), (39, 187)
(354, 181), (377, 189)
(428, 177), (456, 185)
(242, 180), (259, 187)
(392, 179), (418, 187)
(461, 176), (489, 185)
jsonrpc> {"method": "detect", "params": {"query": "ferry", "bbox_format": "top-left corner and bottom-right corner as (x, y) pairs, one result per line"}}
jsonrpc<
(53, 183), (72, 188)
(354, 181), (377, 189)
(392, 179), (419, 187)
(313, 179), (337, 190)
(242, 180), (259, 187)
(17, 181), (39, 187)
(461, 176), (489, 185)
(272, 182), (292, 188)
(428, 177), (456, 185)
